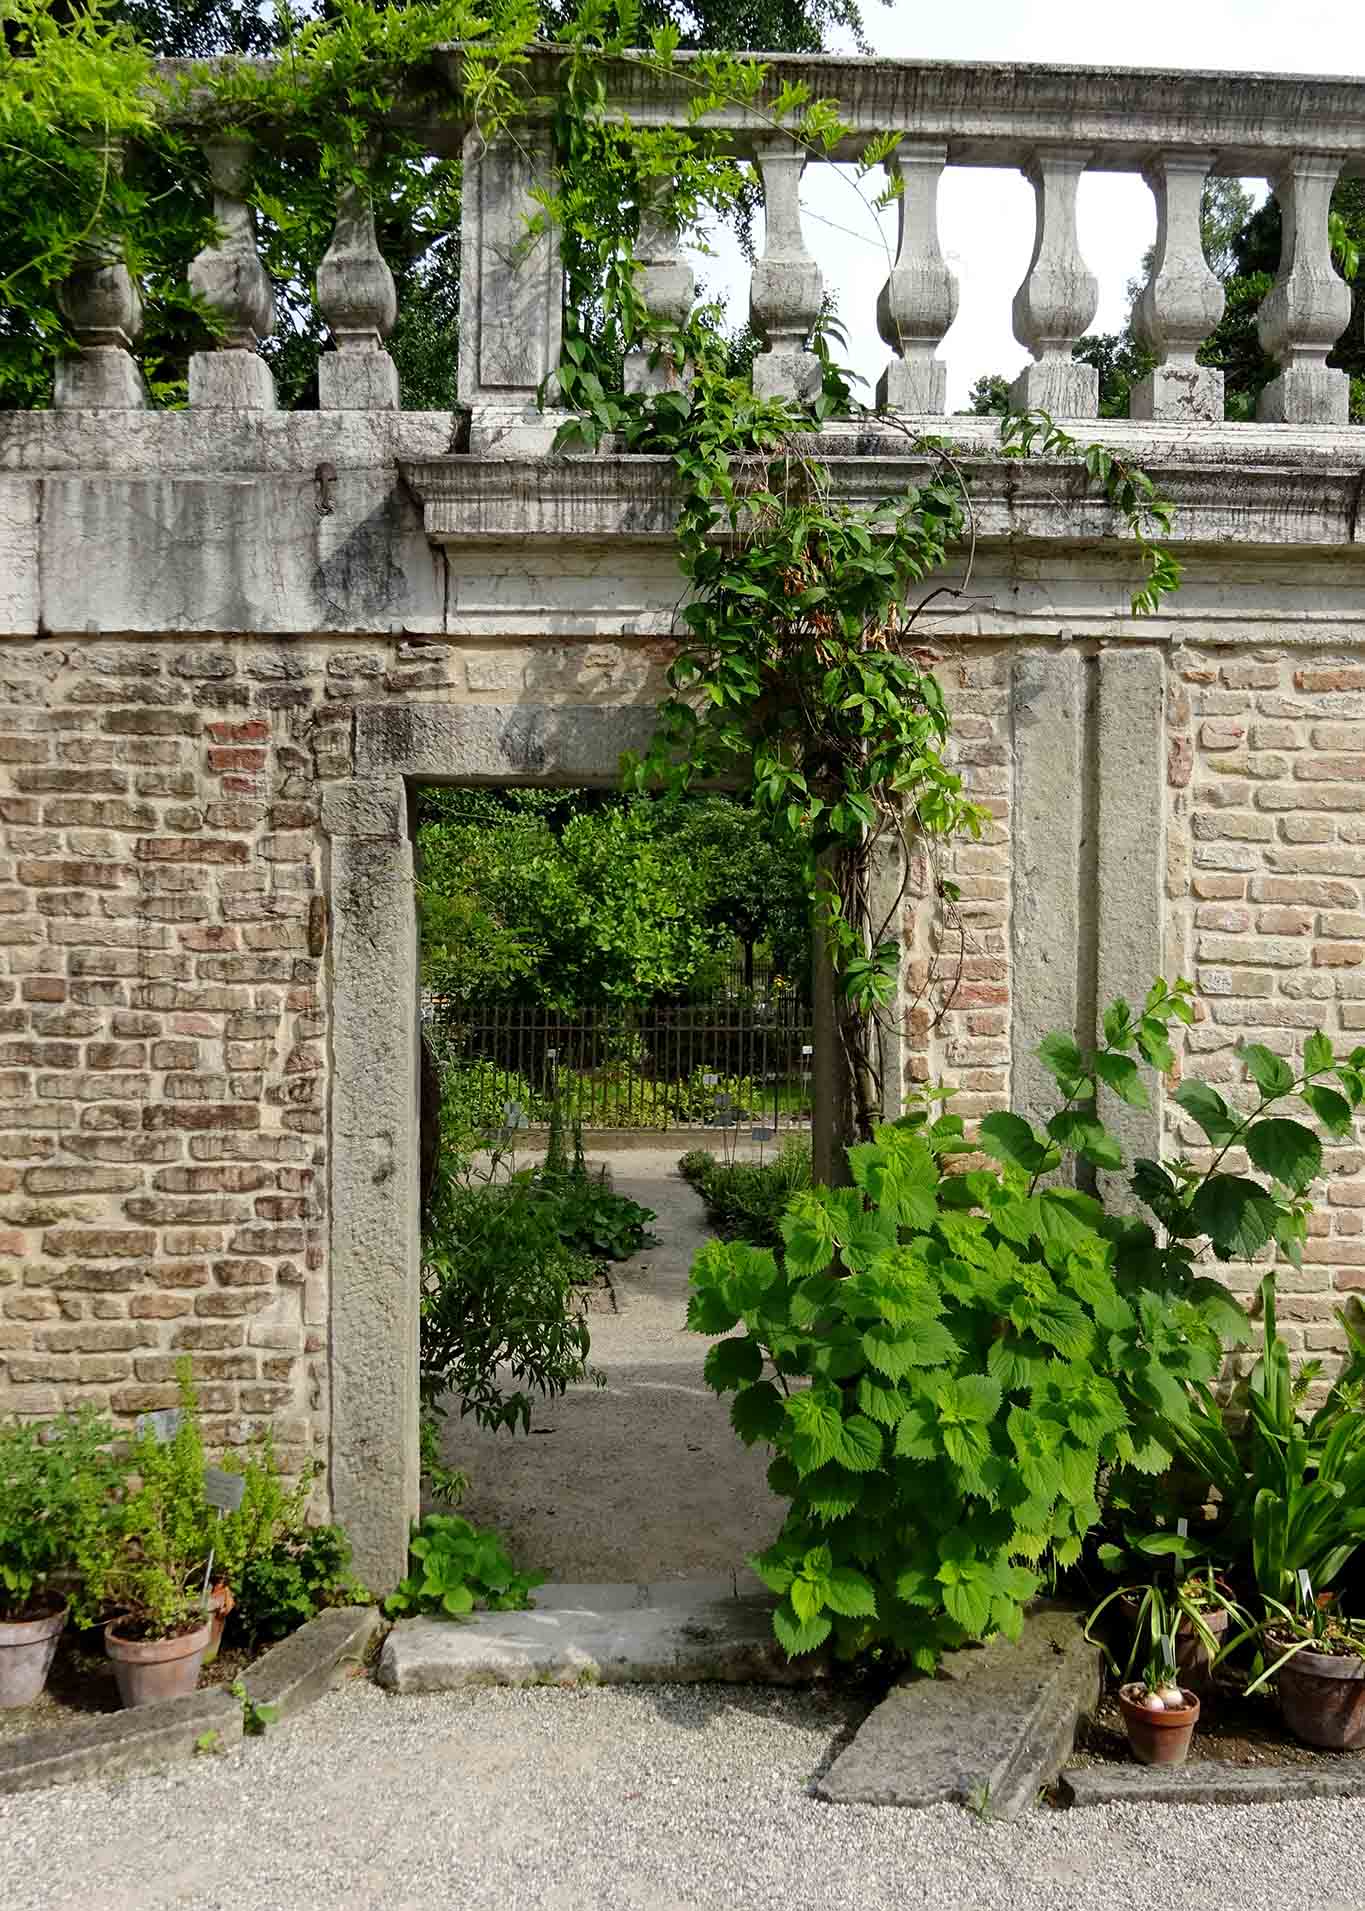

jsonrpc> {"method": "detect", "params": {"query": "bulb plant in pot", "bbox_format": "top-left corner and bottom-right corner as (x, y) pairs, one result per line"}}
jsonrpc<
(1118, 1651), (1202, 1766)
(1244, 1591), (1365, 1751)
(1086, 1539), (1245, 1693)
(0, 1408), (120, 1708)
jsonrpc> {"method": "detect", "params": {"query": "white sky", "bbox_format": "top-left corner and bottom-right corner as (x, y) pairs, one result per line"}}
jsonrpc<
(692, 0), (1365, 408)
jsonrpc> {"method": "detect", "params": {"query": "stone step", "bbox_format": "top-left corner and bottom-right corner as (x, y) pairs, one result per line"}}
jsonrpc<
(377, 1577), (812, 1693)
(817, 1605), (1100, 1822)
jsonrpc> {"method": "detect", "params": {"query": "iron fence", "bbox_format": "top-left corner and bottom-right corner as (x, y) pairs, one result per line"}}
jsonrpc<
(424, 992), (814, 1136)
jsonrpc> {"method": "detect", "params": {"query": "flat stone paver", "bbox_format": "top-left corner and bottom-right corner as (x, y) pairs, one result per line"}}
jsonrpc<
(377, 1579), (812, 1692)
(818, 1606), (1100, 1821)
(1064, 1758), (1365, 1808)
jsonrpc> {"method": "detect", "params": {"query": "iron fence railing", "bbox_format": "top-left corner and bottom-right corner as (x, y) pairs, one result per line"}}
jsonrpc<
(424, 993), (814, 1136)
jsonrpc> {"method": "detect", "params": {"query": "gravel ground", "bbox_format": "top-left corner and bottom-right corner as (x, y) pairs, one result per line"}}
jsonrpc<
(450, 1151), (785, 1581)
(3, 1679), (1362, 1911)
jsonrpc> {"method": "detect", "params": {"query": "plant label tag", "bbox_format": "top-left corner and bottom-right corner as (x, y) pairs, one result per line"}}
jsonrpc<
(715, 1093), (733, 1110)
(1298, 1568), (1314, 1605)
(135, 1408), (182, 1444)
(203, 1467), (246, 1513)
(801, 1045), (813, 1058)
(1176, 1518), (1188, 1538)
(703, 1073), (718, 1087)
(750, 1127), (774, 1142)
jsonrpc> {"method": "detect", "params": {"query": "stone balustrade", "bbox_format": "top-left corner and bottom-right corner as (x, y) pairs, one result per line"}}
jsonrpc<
(47, 51), (1365, 430)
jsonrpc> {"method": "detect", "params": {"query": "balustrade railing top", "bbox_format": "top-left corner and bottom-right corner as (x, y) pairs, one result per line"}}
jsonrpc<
(41, 49), (1365, 434)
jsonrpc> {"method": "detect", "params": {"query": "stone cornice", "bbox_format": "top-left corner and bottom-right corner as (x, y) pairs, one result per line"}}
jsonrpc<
(402, 433), (1365, 553)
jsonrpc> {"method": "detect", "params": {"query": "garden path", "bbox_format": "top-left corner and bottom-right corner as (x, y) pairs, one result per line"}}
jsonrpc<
(442, 1149), (785, 1583)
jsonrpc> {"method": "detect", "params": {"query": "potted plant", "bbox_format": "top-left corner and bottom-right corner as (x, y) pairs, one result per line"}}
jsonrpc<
(1118, 1659), (1202, 1766)
(1244, 1594), (1365, 1750)
(93, 1394), (216, 1708)
(0, 1408), (120, 1708)
(1086, 1548), (1246, 1693)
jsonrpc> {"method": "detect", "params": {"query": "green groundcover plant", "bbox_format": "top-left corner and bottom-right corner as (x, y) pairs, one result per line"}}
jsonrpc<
(690, 980), (1365, 1670)
(384, 1515), (545, 1619)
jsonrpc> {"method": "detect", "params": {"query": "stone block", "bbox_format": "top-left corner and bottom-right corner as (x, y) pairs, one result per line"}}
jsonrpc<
(0, 1689), (241, 1795)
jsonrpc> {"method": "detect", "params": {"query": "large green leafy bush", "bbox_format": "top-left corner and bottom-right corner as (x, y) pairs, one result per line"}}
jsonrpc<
(690, 981), (1365, 1669)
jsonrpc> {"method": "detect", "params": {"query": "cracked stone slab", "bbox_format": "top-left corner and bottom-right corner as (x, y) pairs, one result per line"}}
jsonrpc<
(1064, 1759), (1365, 1808)
(377, 1582), (814, 1692)
(817, 1606), (1099, 1821)
(0, 1689), (242, 1795)
(243, 1605), (382, 1721)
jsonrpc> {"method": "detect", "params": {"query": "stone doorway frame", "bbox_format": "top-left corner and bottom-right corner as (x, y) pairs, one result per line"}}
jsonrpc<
(325, 703), (664, 1589)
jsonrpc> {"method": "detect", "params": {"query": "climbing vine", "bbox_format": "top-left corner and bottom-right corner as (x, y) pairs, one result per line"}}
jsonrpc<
(3, 0), (1182, 1163)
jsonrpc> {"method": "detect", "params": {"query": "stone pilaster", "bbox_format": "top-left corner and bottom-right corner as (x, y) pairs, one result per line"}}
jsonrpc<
(1130, 153), (1226, 423)
(1257, 154), (1352, 425)
(188, 136), (277, 410)
(876, 142), (957, 415)
(1009, 147), (1099, 418)
(750, 140), (824, 405)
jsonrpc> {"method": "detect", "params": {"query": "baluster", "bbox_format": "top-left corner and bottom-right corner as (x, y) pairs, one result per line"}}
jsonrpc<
(876, 141), (957, 414)
(188, 135), (276, 409)
(1257, 153), (1352, 425)
(749, 139), (824, 405)
(317, 163), (399, 411)
(1009, 147), (1099, 418)
(1131, 153), (1226, 423)
(53, 139), (147, 410)
(623, 202), (695, 395)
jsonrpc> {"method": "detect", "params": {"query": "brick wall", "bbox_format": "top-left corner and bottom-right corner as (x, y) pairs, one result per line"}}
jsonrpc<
(1166, 646), (1365, 1370)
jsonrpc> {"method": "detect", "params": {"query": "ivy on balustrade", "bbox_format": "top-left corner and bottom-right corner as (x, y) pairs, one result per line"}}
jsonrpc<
(3, 0), (1181, 1145)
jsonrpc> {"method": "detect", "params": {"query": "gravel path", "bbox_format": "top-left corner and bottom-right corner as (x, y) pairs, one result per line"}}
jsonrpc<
(2, 1680), (1361, 1911)
(449, 1150), (784, 1581)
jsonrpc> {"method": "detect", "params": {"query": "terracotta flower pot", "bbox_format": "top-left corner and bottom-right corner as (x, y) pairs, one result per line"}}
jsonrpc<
(0, 1602), (67, 1709)
(1119, 1683), (1201, 1765)
(1276, 1643), (1365, 1750)
(202, 1583), (234, 1666)
(104, 1616), (212, 1709)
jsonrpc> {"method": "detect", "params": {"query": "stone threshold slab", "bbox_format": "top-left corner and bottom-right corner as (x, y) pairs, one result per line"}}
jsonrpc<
(377, 1578), (810, 1692)
(817, 1606), (1100, 1823)
(1064, 1758), (1365, 1808)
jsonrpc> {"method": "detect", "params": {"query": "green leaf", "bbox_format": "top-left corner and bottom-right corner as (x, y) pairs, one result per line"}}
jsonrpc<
(729, 1381), (785, 1446)
(799, 1466), (864, 1523)
(789, 1573), (828, 1623)
(1038, 1032), (1086, 1092)
(1304, 1084), (1354, 1139)
(977, 1113), (1051, 1175)
(703, 1336), (764, 1392)
(772, 1602), (831, 1658)
(1047, 1110), (1123, 1170)
(1239, 1043), (1295, 1099)
(856, 1375), (910, 1425)
(1094, 1053), (1149, 1109)
(823, 1566), (879, 1619)
(1189, 1174), (1281, 1259)
(1173, 1080), (1239, 1146)
(1245, 1118), (1322, 1194)
(784, 1388), (846, 1475)
(1305, 1030), (1335, 1077)
(838, 1414), (884, 1472)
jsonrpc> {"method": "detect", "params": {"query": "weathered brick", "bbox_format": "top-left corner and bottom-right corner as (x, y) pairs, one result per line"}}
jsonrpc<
(134, 837), (248, 865)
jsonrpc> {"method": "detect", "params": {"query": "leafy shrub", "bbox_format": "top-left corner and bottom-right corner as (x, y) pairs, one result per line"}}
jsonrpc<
(679, 1138), (811, 1247)
(440, 1058), (544, 1134)
(0, 1407), (122, 1622)
(230, 1525), (370, 1647)
(384, 1515), (545, 1619)
(421, 1168), (597, 1439)
(690, 981), (1365, 1671)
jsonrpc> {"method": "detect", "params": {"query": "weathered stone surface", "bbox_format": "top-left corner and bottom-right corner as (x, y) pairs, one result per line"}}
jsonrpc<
(377, 1585), (811, 1692)
(0, 1689), (242, 1795)
(244, 1604), (381, 1719)
(1063, 1759), (1365, 1808)
(817, 1607), (1100, 1820)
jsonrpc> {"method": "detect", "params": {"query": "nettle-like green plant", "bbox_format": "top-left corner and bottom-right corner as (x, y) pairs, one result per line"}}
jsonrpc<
(690, 980), (1365, 1669)
(384, 1515), (545, 1620)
